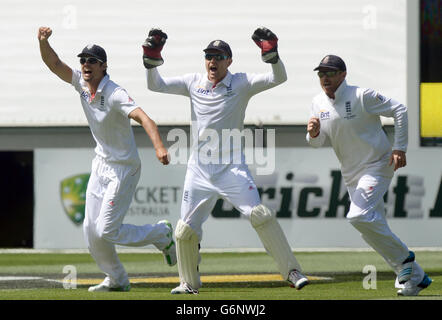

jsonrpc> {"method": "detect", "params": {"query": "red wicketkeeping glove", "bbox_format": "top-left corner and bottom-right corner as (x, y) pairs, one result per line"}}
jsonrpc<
(252, 27), (279, 64)
(142, 28), (168, 69)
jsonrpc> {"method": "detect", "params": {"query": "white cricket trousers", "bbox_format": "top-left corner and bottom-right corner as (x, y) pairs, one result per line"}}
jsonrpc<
(180, 163), (261, 239)
(346, 174), (424, 285)
(83, 156), (170, 287)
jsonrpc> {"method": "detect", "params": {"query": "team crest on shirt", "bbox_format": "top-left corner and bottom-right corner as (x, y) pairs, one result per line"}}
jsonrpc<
(344, 101), (355, 119)
(224, 84), (234, 97)
(319, 109), (330, 120)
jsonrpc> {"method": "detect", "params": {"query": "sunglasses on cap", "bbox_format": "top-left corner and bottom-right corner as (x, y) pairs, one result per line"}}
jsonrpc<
(79, 57), (103, 65)
(317, 71), (341, 78)
(205, 53), (229, 61)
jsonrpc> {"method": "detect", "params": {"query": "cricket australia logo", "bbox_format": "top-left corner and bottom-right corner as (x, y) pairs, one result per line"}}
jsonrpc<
(60, 173), (90, 225)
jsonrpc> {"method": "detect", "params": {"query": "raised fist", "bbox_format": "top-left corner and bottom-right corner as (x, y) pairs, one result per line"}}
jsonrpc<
(307, 117), (321, 138)
(38, 27), (52, 41)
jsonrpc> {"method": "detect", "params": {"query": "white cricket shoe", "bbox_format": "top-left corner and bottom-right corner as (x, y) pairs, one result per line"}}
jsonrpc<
(171, 282), (199, 294)
(287, 269), (310, 290)
(398, 251), (415, 284)
(88, 281), (131, 292)
(158, 220), (177, 267)
(397, 274), (432, 296)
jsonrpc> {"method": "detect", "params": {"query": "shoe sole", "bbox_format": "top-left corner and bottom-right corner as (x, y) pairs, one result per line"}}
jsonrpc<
(296, 279), (310, 290)
(289, 279), (310, 290)
(171, 290), (198, 294)
(397, 274), (432, 296)
(88, 285), (130, 292)
(171, 288), (199, 294)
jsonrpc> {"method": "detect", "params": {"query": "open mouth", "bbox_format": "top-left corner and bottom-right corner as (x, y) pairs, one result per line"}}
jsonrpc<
(209, 66), (217, 72)
(83, 67), (93, 75)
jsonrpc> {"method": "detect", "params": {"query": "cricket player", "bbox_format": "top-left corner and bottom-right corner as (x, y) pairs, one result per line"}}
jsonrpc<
(306, 55), (432, 296)
(38, 27), (177, 292)
(142, 27), (309, 294)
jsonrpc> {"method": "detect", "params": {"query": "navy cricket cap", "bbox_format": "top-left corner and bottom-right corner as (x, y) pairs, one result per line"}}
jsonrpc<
(203, 40), (232, 57)
(314, 55), (346, 71)
(77, 44), (107, 62)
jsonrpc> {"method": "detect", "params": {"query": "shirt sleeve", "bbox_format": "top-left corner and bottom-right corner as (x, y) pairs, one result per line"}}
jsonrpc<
(362, 88), (408, 152)
(246, 59), (288, 97)
(71, 69), (83, 93)
(110, 88), (139, 117)
(146, 68), (191, 97)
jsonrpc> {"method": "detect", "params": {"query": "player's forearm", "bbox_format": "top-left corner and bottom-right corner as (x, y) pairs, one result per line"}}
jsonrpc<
(248, 59), (287, 95)
(142, 116), (166, 151)
(146, 68), (164, 92)
(271, 59), (288, 84)
(39, 39), (72, 83)
(39, 40), (62, 73)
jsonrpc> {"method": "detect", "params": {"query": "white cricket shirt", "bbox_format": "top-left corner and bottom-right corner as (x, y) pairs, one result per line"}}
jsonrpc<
(147, 60), (287, 169)
(306, 80), (408, 186)
(72, 70), (140, 166)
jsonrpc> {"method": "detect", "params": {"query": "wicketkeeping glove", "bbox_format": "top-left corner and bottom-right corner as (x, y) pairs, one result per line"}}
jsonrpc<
(252, 27), (279, 64)
(142, 28), (168, 69)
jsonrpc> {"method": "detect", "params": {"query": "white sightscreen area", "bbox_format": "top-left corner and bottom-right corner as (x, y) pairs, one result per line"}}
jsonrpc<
(0, 0), (406, 126)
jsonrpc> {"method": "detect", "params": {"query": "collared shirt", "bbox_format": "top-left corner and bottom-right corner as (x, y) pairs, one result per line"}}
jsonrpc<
(147, 60), (287, 169)
(306, 80), (408, 186)
(72, 70), (140, 166)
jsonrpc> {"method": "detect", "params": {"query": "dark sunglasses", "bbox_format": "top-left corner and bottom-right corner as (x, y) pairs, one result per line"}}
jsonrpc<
(205, 53), (228, 61)
(80, 57), (102, 65)
(317, 71), (340, 78)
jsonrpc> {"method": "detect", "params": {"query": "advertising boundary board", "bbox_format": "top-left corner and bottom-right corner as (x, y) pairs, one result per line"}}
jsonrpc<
(34, 148), (442, 249)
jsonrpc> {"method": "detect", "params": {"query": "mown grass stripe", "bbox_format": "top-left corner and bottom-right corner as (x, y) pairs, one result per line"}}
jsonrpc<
(58, 274), (332, 285)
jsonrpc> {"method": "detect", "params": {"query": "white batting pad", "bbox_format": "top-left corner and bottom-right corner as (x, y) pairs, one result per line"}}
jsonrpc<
(175, 219), (201, 289)
(250, 205), (301, 279)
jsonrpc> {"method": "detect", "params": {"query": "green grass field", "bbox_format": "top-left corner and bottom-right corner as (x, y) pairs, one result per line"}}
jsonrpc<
(0, 250), (440, 301)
